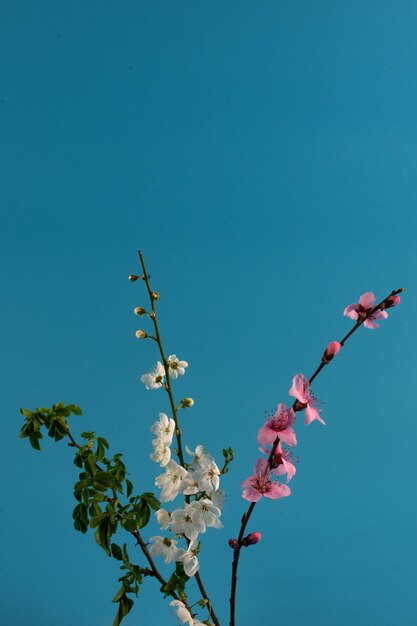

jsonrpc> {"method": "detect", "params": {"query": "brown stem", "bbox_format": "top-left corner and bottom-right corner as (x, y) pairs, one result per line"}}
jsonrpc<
(229, 287), (404, 626)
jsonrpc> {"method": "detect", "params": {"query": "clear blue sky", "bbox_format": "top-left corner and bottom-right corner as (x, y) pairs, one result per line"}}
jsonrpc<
(1, 2), (417, 625)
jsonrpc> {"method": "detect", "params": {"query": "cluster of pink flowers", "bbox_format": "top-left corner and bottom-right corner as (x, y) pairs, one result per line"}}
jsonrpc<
(241, 290), (401, 505)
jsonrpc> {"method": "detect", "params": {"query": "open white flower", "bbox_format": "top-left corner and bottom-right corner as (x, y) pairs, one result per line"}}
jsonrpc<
(151, 412), (175, 445)
(171, 504), (203, 541)
(189, 498), (222, 532)
(186, 444), (213, 468)
(149, 536), (182, 564)
(193, 458), (221, 492)
(150, 441), (171, 467)
(176, 540), (199, 577)
(140, 361), (165, 389)
(155, 508), (172, 530)
(155, 460), (197, 502)
(170, 600), (193, 625)
(167, 354), (188, 379)
(209, 489), (226, 510)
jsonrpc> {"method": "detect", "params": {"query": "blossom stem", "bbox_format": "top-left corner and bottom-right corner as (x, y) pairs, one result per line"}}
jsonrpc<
(138, 251), (221, 626)
(229, 286), (404, 626)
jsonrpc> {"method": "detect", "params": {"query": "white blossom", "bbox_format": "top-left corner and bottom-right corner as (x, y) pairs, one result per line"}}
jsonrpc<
(170, 600), (193, 625)
(167, 354), (188, 379)
(155, 460), (197, 502)
(149, 536), (182, 564)
(151, 412), (175, 445)
(150, 441), (171, 467)
(189, 498), (222, 532)
(209, 489), (226, 510)
(171, 504), (203, 541)
(186, 444), (213, 468)
(193, 458), (221, 492)
(155, 508), (172, 530)
(176, 540), (199, 577)
(140, 361), (165, 390)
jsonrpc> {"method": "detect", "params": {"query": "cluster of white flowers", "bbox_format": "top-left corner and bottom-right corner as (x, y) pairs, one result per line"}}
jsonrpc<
(150, 412), (176, 467)
(151, 446), (224, 577)
(139, 349), (223, 622)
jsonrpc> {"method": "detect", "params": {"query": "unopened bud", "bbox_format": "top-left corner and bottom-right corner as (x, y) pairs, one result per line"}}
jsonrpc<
(381, 294), (401, 310)
(134, 306), (146, 317)
(129, 274), (140, 282)
(228, 538), (238, 549)
(135, 330), (147, 340)
(181, 397), (195, 408)
(322, 341), (342, 364)
(242, 532), (261, 546)
(151, 291), (160, 301)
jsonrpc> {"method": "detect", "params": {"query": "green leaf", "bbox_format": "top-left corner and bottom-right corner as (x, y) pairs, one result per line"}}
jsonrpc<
(29, 432), (42, 450)
(125, 479), (134, 498)
(93, 472), (115, 492)
(141, 492), (160, 511)
(97, 436), (109, 449)
(84, 453), (97, 477)
(111, 543), (123, 561)
(121, 518), (138, 533)
(112, 592), (134, 626)
(20, 407), (32, 419)
(67, 404), (82, 416)
(89, 512), (110, 528)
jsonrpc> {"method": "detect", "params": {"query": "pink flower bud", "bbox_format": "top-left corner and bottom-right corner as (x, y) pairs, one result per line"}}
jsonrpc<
(322, 341), (342, 364)
(242, 532), (261, 546)
(382, 294), (401, 309)
(228, 539), (238, 549)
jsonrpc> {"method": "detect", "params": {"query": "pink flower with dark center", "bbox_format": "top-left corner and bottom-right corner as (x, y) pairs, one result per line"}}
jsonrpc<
(257, 403), (297, 447)
(260, 442), (296, 482)
(241, 458), (291, 502)
(289, 373), (325, 425)
(322, 341), (342, 364)
(343, 291), (388, 329)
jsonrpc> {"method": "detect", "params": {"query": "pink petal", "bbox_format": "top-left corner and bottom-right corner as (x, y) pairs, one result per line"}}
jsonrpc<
(343, 304), (359, 319)
(282, 457), (296, 482)
(264, 481), (291, 499)
(371, 309), (388, 320)
(359, 292), (375, 309)
(242, 487), (262, 502)
(288, 373), (309, 404)
(254, 457), (269, 477)
(257, 425), (277, 447)
(305, 403), (326, 425)
(363, 319), (379, 329)
(278, 427), (297, 447)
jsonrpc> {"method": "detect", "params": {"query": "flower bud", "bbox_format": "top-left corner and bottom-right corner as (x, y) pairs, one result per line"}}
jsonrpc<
(322, 341), (342, 364)
(135, 330), (147, 340)
(381, 294), (401, 309)
(129, 274), (140, 282)
(228, 538), (238, 549)
(242, 532), (261, 546)
(151, 291), (160, 301)
(134, 306), (146, 317)
(180, 397), (195, 408)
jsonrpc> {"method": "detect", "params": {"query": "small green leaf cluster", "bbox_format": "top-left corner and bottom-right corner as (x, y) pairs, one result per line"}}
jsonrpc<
(19, 403), (82, 449)
(221, 447), (235, 474)
(111, 543), (150, 626)
(161, 561), (189, 599)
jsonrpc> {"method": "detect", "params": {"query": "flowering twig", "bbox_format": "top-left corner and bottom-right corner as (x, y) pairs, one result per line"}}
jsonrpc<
(138, 250), (221, 626)
(229, 287), (404, 626)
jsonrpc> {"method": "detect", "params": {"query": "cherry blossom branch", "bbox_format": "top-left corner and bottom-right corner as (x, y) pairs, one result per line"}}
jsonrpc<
(229, 287), (404, 626)
(137, 250), (221, 626)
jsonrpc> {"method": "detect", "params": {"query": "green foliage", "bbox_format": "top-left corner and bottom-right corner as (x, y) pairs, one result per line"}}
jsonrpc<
(161, 561), (190, 598)
(18, 403), (164, 625)
(18, 403), (82, 450)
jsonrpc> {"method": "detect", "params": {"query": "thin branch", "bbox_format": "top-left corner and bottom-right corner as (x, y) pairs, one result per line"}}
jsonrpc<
(229, 287), (404, 626)
(137, 250), (221, 626)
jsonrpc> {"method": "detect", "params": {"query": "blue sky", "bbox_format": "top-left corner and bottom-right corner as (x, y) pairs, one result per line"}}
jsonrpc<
(1, 2), (417, 625)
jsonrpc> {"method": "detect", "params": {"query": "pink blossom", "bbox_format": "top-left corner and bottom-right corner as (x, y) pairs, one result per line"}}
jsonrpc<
(383, 294), (401, 309)
(260, 442), (296, 482)
(322, 341), (342, 364)
(257, 403), (297, 447)
(241, 458), (291, 503)
(289, 373), (325, 425)
(343, 291), (388, 329)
